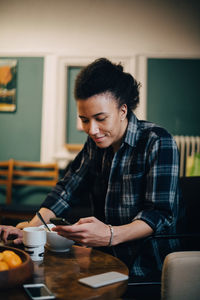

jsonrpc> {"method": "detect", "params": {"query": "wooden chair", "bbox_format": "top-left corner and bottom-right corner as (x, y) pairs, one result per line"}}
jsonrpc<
(0, 159), (13, 205)
(0, 159), (59, 223)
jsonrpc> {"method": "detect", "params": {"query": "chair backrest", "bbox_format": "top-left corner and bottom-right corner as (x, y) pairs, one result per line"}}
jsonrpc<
(179, 176), (200, 234)
(0, 159), (13, 205)
(0, 159), (59, 205)
(12, 160), (59, 187)
(161, 251), (200, 300)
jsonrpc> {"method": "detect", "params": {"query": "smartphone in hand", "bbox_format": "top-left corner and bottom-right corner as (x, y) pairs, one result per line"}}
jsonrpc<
(50, 217), (72, 226)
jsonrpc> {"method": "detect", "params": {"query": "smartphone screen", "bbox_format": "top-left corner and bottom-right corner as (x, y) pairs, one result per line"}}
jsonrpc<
(50, 217), (71, 226)
(23, 284), (55, 299)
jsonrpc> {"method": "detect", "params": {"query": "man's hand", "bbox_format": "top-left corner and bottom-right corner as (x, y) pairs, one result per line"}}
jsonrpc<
(0, 225), (23, 244)
(52, 216), (154, 248)
(52, 216), (111, 247)
(0, 208), (56, 245)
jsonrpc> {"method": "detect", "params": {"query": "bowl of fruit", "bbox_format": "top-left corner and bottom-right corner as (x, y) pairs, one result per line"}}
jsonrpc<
(0, 245), (34, 289)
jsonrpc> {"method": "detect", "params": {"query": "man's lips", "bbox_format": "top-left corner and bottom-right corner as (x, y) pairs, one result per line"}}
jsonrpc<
(93, 135), (106, 143)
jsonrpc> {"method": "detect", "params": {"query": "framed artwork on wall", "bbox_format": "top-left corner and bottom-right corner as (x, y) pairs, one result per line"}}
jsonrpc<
(65, 66), (87, 152)
(0, 59), (17, 112)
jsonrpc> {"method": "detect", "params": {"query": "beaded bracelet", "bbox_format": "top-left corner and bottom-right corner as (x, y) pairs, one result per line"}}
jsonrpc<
(108, 224), (114, 247)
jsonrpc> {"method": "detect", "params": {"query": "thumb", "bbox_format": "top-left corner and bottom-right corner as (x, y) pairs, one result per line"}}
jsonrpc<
(13, 237), (23, 245)
(76, 216), (96, 225)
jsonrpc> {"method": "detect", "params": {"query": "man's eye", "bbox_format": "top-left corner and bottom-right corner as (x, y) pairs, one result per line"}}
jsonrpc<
(96, 118), (106, 122)
(81, 119), (89, 124)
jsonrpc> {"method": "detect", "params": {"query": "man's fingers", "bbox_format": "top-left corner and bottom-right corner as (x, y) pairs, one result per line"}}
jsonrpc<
(2, 230), (9, 242)
(13, 237), (23, 244)
(77, 217), (96, 224)
(0, 227), (22, 243)
(53, 224), (83, 233)
(0, 226), (8, 238)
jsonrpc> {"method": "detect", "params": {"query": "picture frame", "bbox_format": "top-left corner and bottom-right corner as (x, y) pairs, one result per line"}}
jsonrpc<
(0, 59), (17, 112)
(65, 65), (87, 151)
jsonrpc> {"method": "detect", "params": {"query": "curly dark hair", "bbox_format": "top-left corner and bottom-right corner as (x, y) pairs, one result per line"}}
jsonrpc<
(74, 58), (140, 113)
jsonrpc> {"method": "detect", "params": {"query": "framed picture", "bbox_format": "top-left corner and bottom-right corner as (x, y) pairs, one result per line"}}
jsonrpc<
(0, 59), (17, 112)
(65, 66), (87, 151)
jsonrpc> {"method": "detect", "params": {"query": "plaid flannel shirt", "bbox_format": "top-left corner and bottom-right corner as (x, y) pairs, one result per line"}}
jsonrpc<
(42, 112), (182, 277)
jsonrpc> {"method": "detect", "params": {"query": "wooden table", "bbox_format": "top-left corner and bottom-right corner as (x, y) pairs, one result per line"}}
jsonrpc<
(0, 244), (129, 300)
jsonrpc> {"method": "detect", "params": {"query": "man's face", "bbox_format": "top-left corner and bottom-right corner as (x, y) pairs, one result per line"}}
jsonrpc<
(77, 93), (128, 152)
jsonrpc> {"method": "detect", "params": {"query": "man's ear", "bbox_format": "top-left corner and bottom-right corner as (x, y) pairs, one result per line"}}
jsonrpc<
(120, 104), (128, 120)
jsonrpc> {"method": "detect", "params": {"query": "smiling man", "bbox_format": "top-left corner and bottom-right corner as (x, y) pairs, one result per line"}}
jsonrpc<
(0, 58), (183, 280)
(77, 93), (128, 152)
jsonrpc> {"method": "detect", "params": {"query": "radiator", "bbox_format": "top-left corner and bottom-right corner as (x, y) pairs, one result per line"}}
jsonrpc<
(174, 136), (200, 177)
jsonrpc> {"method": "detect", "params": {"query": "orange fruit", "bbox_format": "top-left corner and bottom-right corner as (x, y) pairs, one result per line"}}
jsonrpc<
(0, 261), (9, 271)
(0, 253), (3, 261)
(2, 250), (22, 269)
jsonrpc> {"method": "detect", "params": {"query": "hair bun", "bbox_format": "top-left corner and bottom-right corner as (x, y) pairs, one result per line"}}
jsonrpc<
(115, 63), (123, 72)
(75, 57), (140, 112)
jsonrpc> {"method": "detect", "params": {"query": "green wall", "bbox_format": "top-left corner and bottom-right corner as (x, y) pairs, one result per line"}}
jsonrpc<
(147, 58), (200, 135)
(0, 57), (45, 206)
(0, 57), (44, 161)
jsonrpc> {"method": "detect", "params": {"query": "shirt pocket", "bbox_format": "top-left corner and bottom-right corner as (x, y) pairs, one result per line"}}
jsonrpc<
(121, 173), (144, 209)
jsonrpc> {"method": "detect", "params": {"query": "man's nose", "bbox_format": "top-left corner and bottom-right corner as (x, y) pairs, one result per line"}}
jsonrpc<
(88, 120), (99, 135)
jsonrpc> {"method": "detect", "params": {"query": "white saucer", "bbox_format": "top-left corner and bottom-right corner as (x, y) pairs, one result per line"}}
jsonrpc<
(45, 244), (70, 253)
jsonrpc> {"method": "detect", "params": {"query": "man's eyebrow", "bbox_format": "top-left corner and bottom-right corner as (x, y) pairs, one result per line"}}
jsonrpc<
(79, 112), (107, 118)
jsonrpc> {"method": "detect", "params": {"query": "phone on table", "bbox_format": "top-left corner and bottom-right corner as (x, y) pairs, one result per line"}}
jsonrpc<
(50, 217), (72, 226)
(78, 271), (129, 288)
(23, 283), (55, 300)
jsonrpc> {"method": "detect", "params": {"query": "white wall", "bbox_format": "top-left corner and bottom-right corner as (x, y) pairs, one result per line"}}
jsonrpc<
(1, 0), (200, 55)
(1, 0), (200, 167)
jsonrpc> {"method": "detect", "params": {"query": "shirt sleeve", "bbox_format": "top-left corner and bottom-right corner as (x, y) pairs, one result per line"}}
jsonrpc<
(133, 133), (180, 234)
(41, 140), (92, 217)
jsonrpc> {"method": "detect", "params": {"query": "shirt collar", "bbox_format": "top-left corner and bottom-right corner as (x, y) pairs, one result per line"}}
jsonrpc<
(123, 112), (138, 147)
(89, 112), (139, 152)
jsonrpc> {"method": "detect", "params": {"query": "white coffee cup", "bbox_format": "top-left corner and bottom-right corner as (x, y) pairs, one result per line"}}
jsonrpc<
(23, 227), (46, 261)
